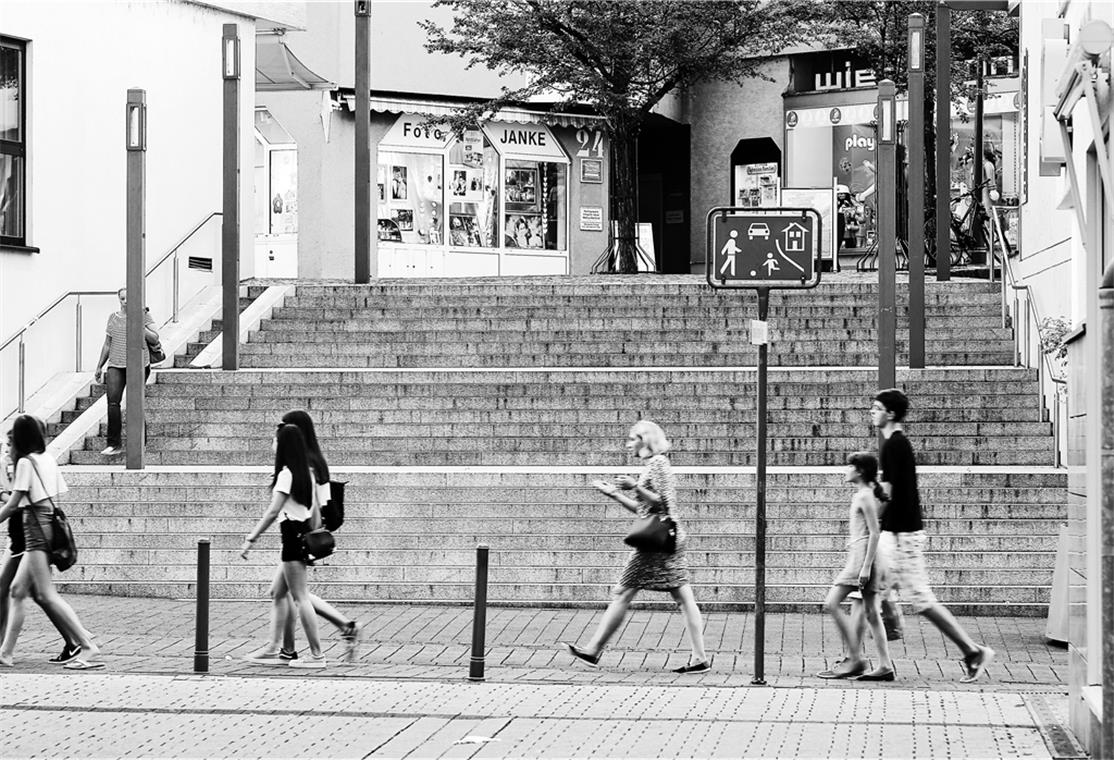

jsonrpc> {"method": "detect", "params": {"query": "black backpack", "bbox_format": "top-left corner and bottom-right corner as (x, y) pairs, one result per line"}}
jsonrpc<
(322, 480), (346, 531)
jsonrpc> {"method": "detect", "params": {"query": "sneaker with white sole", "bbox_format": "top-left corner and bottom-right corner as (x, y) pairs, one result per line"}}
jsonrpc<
(289, 654), (326, 669)
(244, 650), (288, 666)
(100, 445), (123, 456)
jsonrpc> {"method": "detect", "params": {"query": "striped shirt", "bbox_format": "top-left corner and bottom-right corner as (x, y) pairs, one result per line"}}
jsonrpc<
(105, 310), (156, 369)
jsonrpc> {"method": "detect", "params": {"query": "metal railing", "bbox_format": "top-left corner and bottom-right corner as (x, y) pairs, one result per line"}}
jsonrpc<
(0, 211), (221, 417)
(988, 206), (1067, 467)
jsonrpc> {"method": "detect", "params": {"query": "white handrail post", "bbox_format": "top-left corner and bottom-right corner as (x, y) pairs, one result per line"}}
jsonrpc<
(173, 249), (180, 323)
(75, 296), (83, 372)
(17, 336), (25, 413)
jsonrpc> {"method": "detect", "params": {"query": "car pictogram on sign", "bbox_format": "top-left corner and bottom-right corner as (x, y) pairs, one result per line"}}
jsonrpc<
(747, 223), (770, 240)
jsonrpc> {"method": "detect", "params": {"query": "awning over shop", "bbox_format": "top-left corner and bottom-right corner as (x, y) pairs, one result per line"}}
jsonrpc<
(256, 33), (332, 91)
(378, 114), (455, 154)
(786, 101), (909, 129)
(335, 90), (605, 130)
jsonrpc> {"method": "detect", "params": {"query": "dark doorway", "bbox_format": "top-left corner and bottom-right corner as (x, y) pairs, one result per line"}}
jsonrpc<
(638, 115), (691, 273)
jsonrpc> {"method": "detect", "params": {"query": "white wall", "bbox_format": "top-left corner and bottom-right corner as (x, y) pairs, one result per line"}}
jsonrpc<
(0, 0), (257, 414)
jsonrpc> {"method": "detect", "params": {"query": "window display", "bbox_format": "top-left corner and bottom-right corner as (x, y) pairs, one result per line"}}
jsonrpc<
(446, 131), (499, 248)
(377, 151), (442, 245)
(503, 160), (566, 250)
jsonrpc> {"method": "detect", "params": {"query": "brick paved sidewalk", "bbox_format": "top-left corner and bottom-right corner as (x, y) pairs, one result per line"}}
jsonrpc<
(2, 595), (1066, 690)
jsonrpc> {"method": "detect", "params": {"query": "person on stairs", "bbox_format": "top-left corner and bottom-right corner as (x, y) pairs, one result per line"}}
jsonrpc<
(240, 423), (331, 669)
(564, 420), (710, 673)
(257, 410), (361, 664)
(817, 452), (895, 681)
(0, 415), (102, 669)
(0, 427), (95, 666)
(92, 287), (159, 457)
(871, 388), (995, 683)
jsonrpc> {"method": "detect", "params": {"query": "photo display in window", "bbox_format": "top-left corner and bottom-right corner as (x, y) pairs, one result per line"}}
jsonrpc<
(447, 131), (499, 248)
(377, 151), (442, 244)
(504, 160), (566, 251)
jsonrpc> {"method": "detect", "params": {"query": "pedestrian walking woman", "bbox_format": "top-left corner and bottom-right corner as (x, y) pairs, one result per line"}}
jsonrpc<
(817, 451), (894, 681)
(0, 415), (100, 668)
(92, 287), (159, 456)
(245, 410), (360, 665)
(241, 424), (327, 669)
(564, 420), (710, 673)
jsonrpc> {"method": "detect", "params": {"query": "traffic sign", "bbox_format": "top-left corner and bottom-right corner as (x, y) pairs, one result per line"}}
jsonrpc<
(706, 207), (822, 289)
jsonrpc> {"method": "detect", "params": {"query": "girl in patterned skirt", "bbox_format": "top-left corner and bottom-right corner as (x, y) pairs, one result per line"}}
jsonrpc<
(564, 420), (710, 673)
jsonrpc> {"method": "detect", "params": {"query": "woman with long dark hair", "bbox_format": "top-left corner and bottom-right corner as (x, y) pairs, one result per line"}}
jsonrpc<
(816, 451), (894, 681)
(0, 415), (100, 668)
(256, 411), (360, 664)
(240, 424), (327, 668)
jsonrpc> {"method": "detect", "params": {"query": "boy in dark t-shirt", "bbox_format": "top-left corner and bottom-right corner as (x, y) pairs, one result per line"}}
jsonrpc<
(872, 388), (995, 683)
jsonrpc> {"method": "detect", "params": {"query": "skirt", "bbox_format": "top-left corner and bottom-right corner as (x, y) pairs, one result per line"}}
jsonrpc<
(279, 518), (311, 563)
(617, 534), (690, 592)
(21, 503), (53, 553)
(832, 539), (879, 592)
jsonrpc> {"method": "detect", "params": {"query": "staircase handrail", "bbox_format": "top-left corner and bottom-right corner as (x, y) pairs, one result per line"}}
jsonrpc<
(0, 211), (221, 417)
(988, 205), (1066, 467)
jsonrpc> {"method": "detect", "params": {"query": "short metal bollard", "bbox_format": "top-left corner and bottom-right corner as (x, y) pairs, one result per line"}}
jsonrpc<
(194, 539), (210, 673)
(468, 544), (489, 681)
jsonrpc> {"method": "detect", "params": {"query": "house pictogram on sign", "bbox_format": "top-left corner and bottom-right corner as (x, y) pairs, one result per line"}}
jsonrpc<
(782, 221), (808, 253)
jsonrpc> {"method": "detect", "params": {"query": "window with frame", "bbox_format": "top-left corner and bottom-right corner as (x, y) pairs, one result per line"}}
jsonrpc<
(0, 37), (26, 246)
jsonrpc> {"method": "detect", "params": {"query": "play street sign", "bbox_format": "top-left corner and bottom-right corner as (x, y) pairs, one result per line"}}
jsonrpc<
(706, 207), (822, 289)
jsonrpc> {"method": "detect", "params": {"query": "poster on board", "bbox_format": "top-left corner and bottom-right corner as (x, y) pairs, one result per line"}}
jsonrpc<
(780, 184), (838, 272)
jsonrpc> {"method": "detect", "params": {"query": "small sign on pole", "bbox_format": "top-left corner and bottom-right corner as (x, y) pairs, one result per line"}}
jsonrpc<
(706, 205), (822, 686)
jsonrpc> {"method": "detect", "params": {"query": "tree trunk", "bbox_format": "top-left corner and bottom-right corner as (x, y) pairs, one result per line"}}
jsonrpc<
(609, 123), (639, 274)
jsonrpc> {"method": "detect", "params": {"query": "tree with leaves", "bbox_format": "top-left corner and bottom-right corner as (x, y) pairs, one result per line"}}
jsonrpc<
(423, 0), (823, 273)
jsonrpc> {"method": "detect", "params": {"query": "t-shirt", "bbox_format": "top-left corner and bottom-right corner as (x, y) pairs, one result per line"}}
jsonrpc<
(11, 453), (69, 508)
(273, 467), (329, 523)
(878, 431), (923, 533)
(105, 310), (156, 369)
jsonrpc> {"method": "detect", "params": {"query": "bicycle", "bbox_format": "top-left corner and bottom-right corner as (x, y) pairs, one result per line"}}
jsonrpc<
(947, 180), (995, 267)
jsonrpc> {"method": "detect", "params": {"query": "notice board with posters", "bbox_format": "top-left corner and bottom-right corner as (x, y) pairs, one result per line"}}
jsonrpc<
(780, 185), (838, 272)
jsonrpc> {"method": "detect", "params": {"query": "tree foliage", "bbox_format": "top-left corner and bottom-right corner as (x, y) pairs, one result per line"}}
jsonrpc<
(422, 0), (824, 273)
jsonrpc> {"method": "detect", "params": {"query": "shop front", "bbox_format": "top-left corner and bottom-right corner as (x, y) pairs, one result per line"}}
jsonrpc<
(340, 95), (609, 278)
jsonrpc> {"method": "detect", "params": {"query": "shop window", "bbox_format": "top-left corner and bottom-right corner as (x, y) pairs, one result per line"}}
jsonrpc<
(504, 160), (566, 250)
(1, 37), (26, 246)
(378, 151), (444, 245)
(446, 131), (498, 248)
(254, 109), (298, 235)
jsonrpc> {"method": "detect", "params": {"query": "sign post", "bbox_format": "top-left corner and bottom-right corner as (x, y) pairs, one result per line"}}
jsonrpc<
(706, 207), (822, 684)
(877, 81), (898, 391)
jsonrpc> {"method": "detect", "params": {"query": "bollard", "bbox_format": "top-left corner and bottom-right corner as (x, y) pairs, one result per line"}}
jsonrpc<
(468, 544), (489, 681)
(194, 539), (210, 673)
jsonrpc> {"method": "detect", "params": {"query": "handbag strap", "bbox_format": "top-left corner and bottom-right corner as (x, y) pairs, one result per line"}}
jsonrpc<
(24, 456), (59, 541)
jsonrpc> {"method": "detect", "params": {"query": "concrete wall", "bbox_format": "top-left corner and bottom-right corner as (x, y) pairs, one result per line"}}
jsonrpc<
(0, 0), (257, 417)
(684, 58), (789, 272)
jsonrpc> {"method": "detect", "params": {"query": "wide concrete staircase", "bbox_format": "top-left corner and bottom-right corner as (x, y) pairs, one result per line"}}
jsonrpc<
(56, 275), (1065, 614)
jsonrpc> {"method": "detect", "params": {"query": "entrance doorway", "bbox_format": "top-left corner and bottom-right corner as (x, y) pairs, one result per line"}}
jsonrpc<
(253, 108), (298, 277)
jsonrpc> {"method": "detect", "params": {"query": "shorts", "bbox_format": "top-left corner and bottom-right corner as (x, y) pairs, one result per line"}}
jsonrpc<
(878, 530), (939, 613)
(279, 518), (310, 563)
(20, 503), (53, 553)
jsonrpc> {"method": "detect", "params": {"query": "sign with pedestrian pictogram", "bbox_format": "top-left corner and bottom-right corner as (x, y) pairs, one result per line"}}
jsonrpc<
(705, 207), (822, 289)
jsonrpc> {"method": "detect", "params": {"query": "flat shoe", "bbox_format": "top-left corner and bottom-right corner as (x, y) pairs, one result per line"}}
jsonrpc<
(63, 659), (105, 670)
(672, 660), (711, 674)
(564, 642), (601, 668)
(817, 659), (867, 679)
(856, 667), (895, 682)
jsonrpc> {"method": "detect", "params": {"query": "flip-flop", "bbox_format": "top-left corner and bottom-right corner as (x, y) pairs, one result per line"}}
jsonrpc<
(63, 659), (106, 670)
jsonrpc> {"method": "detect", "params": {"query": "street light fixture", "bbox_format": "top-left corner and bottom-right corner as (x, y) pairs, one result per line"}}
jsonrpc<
(222, 29), (240, 80)
(126, 100), (146, 151)
(909, 14), (925, 73)
(355, 0), (370, 16)
(879, 81), (896, 144)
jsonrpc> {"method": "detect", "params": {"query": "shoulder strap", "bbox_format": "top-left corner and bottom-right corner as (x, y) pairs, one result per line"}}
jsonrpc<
(25, 456), (57, 512)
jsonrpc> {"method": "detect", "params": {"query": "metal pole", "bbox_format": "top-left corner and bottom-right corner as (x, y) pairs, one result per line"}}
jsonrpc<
(469, 543), (489, 681)
(125, 88), (146, 471)
(1014, 296), (1021, 366)
(752, 287), (769, 686)
(75, 297), (83, 372)
(935, 2), (952, 282)
(973, 61), (985, 267)
(194, 539), (210, 672)
(17, 337), (24, 413)
(1100, 267), (1114, 760)
(172, 251), (180, 323)
(908, 14), (926, 369)
(878, 80), (897, 390)
(354, 1), (372, 283)
(221, 24), (241, 371)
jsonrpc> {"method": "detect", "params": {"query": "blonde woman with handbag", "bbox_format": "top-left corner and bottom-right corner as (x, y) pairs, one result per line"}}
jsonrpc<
(564, 420), (710, 673)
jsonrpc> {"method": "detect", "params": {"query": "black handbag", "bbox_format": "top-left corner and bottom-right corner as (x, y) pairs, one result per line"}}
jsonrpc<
(303, 528), (335, 560)
(29, 459), (78, 571)
(321, 480), (346, 531)
(146, 335), (166, 364)
(624, 511), (677, 553)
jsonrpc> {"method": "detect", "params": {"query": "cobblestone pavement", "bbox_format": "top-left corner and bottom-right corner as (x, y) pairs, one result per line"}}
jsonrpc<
(0, 596), (1087, 758)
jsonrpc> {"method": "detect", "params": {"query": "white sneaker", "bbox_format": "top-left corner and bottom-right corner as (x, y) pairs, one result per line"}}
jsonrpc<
(288, 654), (326, 670)
(101, 445), (122, 456)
